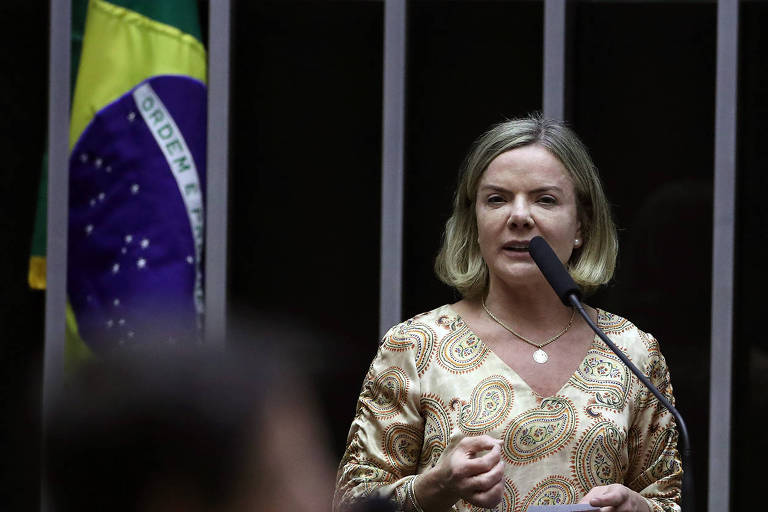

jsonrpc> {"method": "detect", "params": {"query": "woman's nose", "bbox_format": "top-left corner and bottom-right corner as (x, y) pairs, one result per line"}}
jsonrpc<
(507, 200), (533, 228)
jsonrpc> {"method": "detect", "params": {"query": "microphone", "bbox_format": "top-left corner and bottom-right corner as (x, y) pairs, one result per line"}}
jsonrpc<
(528, 236), (694, 512)
(528, 237), (582, 306)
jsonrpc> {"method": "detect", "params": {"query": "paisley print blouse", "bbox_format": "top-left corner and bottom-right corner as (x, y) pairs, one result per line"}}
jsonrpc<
(333, 305), (681, 512)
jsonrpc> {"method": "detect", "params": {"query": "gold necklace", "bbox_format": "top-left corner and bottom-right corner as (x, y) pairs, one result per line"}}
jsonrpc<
(481, 297), (576, 364)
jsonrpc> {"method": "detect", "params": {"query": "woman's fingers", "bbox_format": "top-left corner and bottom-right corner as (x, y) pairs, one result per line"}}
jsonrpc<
(465, 458), (505, 492)
(458, 454), (505, 509)
(438, 435), (507, 508)
(466, 472), (506, 508)
(453, 436), (503, 477)
(579, 484), (650, 512)
(591, 484), (630, 507)
(460, 434), (502, 457)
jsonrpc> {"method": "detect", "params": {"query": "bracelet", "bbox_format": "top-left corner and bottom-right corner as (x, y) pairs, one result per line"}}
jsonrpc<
(407, 475), (425, 512)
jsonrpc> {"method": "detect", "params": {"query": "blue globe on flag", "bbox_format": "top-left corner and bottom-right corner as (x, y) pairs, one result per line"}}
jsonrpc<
(68, 75), (206, 354)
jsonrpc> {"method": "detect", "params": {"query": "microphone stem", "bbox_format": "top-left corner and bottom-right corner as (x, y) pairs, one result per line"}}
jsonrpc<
(568, 294), (695, 512)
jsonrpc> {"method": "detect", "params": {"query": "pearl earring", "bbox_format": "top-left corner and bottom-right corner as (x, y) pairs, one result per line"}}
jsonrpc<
(574, 239), (581, 247)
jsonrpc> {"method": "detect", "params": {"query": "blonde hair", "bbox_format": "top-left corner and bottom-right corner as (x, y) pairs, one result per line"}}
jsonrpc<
(435, 115), (618, 298)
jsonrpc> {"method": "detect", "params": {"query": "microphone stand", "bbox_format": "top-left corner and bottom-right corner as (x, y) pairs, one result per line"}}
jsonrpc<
(567, 293), (694, 512)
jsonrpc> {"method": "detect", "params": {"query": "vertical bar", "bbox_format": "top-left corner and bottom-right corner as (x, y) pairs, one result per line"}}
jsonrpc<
(543, 0), (566, 120)
(379, 0), (406, 338)
(204, 0), (232, 346)
(709, 0), (738, 511)
(43, 0), (71, 419)
(42, 0), (71, 509)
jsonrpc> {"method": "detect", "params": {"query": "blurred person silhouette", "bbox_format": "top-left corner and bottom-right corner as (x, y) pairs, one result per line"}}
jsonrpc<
(44, 342), (337, 512)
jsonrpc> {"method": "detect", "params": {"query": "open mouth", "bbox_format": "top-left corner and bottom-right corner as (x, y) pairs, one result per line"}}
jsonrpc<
(503, 244), (530, 253)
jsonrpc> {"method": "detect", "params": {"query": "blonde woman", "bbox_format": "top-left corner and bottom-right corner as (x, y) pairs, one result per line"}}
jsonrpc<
(334, 116), (681, 512)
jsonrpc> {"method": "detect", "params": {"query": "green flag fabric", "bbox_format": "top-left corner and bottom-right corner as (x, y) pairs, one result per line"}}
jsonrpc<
(28, 0), (89, 290)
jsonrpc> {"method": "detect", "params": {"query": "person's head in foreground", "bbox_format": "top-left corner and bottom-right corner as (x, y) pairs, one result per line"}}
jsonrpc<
(45, 346), (335, 512)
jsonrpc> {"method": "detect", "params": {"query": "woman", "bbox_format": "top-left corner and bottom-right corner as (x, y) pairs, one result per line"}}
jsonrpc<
(334, 116), (681, 512)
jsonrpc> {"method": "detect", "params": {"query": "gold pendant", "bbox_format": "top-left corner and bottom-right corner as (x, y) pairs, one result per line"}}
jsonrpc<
(533, 349), (549, 364)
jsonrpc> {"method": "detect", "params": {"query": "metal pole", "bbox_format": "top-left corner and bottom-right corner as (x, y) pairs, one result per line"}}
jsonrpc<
(709, 0), (739, 511)
(379, 0), (406, 338)
(42, 0), (72, 509)
(43, 0), (71, 427)
(543, 0), (566, 120)
(204, 0), (232, 346)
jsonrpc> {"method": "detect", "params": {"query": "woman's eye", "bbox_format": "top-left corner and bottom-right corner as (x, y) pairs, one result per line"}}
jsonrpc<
(538, 195), (557, 205)
(487, 195), (505, 204)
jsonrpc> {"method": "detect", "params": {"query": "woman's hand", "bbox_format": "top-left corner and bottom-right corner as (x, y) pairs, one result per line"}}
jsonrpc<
(414, 435), (505, 511)
(578, 484), (651, 512)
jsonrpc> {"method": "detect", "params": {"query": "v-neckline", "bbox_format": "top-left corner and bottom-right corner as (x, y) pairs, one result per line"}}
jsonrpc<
(445, 304), (604, 399)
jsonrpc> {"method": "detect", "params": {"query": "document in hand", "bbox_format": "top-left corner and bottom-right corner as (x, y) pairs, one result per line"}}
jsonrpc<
(527, 505), (600, 512)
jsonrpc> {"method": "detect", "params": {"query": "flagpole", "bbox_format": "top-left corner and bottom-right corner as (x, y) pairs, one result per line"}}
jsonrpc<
(42, 0), (71, 508)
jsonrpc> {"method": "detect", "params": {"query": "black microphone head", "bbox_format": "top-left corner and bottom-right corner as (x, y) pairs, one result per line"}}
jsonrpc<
(528, 236), (582, 306)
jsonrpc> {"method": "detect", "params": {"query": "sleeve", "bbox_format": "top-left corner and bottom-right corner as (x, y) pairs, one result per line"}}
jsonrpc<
(333, 322), (427, 512)
(625, 333), (683, 512)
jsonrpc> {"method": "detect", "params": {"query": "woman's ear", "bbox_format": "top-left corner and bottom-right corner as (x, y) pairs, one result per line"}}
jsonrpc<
(574, 224), (583, 249)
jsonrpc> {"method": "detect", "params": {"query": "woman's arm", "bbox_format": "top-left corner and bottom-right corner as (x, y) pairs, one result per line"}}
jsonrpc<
(623, 333), (683, 512)
(333, 321), (506, 512)
(333, 322), (431, 511)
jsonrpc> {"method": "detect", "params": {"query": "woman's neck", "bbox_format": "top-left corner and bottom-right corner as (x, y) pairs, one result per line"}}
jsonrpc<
(482, 276), (572, 327)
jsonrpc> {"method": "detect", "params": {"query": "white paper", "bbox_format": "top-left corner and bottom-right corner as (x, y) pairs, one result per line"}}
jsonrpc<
(526, 505), (600, 512)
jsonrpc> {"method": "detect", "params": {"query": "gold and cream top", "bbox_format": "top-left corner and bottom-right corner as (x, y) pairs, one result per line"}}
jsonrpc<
(334, 305), (681, 512)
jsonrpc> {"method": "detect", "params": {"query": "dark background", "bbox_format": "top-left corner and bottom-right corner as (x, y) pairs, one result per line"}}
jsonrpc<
(1, 1), (765, 510)
(733, 1), (768, 509)
(0, 2), (49, 509)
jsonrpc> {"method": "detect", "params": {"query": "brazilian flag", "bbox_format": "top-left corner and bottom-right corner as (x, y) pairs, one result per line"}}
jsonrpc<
(30, 0), (207, 368)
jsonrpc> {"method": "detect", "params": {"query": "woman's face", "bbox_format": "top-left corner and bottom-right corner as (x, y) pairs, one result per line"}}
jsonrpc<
(475, 144), (582, 289)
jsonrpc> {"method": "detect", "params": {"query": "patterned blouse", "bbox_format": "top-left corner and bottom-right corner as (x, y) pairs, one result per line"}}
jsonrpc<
(333, 305), (682, 512)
